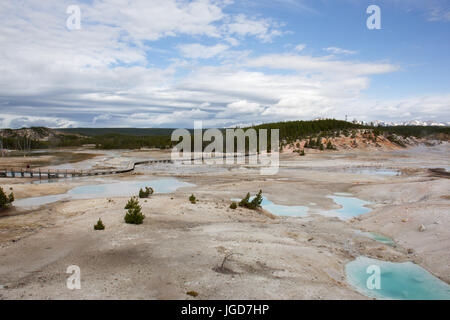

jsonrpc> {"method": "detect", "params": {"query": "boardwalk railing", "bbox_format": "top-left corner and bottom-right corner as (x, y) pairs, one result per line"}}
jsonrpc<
(0, 153), (256, 179)
(0, 159), (174, 179)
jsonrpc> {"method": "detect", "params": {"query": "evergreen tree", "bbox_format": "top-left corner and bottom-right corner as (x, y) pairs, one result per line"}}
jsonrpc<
(94, 218), (105, 230)
(239, 193), (251, 208)
(250, 190), (263, 209)
(0, 187), (14, 209)
(139, 187), (154, 198)
(124, 197), (145, 224)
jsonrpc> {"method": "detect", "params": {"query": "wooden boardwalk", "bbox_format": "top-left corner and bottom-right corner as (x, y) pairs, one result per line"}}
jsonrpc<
(0, 153), (257, 180)
(0, 159), (173, 179)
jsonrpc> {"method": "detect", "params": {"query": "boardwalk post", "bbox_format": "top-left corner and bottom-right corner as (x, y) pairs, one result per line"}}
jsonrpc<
(48, 169), (50, 179)
(39, 168), (41, 179)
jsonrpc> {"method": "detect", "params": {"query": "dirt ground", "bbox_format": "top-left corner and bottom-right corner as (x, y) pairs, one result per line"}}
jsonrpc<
(0, 144), (448, 299)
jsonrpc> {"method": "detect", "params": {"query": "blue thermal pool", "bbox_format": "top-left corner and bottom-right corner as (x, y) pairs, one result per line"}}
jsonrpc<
(232, 193), (372, 219)
(345, 256), (450, 300)
(357, 231), (396, 246)
(15, 178), (195, 208)
(232, 196), (309, 217)
(325, 194), (372, 219)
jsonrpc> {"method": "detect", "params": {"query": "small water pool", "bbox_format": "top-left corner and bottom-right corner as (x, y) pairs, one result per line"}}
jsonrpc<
(231, 193), (372, 219)
(356, 230), (396, 246)
(341, 167), (400, 176)
(232, 196), (309, 217)
(325, 194), (372, 219)
(345, 256), (450, 300)
(15, 178), (195, 208)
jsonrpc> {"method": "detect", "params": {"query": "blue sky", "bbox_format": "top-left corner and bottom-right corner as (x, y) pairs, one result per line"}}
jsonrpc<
(0, 0), (449, 128)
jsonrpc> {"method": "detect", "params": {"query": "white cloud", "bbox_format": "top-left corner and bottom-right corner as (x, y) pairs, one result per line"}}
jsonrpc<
(178, 43), (230, 59)
(0, 0), (447, 128)
(222, 14), (284, 42)
(427, 7), (450, 22)
(294, 44), (307, 52)
(0, 115), (77, 128)
(246, 54), (398, 76)
(324, 47), (358, 55)
(217, 100), (264, 118)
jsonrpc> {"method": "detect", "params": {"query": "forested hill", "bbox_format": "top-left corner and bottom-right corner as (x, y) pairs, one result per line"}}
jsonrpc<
(249, 119), (449, 143)
(249, 119), (363, 141)
(0, 120), (448, 150)
(58, 128), (175, 136)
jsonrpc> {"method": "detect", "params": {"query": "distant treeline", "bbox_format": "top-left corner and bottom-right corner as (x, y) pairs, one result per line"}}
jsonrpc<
(58, 128), (176, 137)
(374, 126), (449, 138)
(1, 120), (448, 150)
(249, 119), (364, 142)
(0, 132), (174, 150)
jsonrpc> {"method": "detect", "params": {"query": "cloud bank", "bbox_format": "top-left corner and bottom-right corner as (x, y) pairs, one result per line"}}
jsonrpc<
(0, 0), (448, 128)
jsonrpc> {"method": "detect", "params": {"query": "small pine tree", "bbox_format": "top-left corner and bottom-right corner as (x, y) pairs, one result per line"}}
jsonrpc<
(125, 196), (139, 210)
(239, 191), (263, 210)
(94, 218), (105, 230)
(230, 202), (237, 209)
(326, 140), (334, 150)
(0, 187), (14, 209)
(139, 187), (154, 198)
(124, 197), (145, 224)
(189, 194), (196, 204)
(239, 192), (251, 208)
(249, 190), (263, 209)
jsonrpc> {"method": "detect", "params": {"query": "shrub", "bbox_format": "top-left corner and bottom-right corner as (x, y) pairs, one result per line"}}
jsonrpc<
(250, 190), (263, 209)
(125, 196), (139, 210)
(319, 143), (324, 151)
(189, 194), (196, 204)
(238, 192), (251, 208)
(239, 190), (263, 210)
(124, 197), (145, 225)
(230, 202), (237, 209)
(326, 140), (334, 150)
(139, 187), (154, 198)
(94, 218), (105, 230)
(0, 187), (14, 209)
(300, 149), (305, 156)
